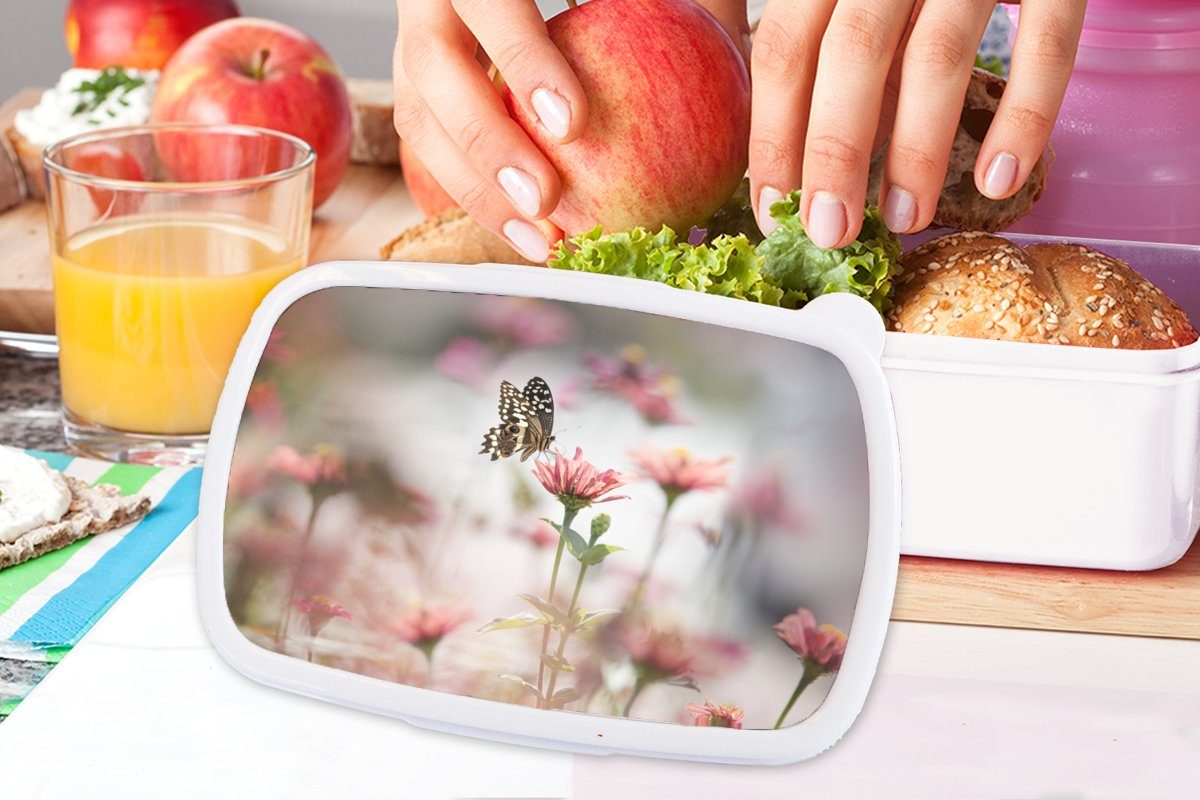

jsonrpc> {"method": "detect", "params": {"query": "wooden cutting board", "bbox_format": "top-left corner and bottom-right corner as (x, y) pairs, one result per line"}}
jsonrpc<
(0, 89), (421, 335)
(893, 536), (1200, 640)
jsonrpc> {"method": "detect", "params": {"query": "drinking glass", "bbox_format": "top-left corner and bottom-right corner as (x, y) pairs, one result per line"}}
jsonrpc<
(44, 123), (314, 465)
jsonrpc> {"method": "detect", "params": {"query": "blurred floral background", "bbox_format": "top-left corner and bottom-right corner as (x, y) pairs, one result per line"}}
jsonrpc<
(224, 286), (871, 730)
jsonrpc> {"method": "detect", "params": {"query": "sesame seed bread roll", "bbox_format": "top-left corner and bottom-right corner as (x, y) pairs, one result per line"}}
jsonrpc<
(889, 231), (1198, 349)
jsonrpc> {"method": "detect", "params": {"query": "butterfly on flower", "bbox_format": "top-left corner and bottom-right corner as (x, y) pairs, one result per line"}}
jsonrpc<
(479, 377), (557, 462)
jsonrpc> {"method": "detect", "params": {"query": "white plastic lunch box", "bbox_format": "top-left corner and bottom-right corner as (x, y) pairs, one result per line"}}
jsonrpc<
(886, 233), (1200, 570)
(198, 264), (903, 764)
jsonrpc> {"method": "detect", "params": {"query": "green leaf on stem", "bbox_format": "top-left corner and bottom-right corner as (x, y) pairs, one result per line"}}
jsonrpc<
(517, 594), (569, 628)
(541, 653), (574, 672)
(571, 607), (620, 632)
(580, 543), (625, 566)
(549, 687), (581, 709)
(541, 517), (589, 560)
(591, 513), (612, 538)
(476, 612), (546, 634)
(497, 674), (543, 701)
(666, 674), (700, 691)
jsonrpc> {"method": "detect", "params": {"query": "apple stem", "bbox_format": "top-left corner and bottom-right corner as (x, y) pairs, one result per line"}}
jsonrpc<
(565, 0), (578, 7)
(252, 48), (271, 80)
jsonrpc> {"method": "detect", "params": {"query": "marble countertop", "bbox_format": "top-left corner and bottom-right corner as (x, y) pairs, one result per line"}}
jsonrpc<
(0, 353), (66, 453)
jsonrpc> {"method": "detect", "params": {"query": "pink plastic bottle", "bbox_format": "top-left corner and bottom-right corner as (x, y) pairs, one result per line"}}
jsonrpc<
(1006, 0), (1200, 245)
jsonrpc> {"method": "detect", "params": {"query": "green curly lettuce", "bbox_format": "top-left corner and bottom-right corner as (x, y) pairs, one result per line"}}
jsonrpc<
(548, 189), (900, 314)
(550, 225), (679, 283)
(757, 191), (901, 313)
(551, 227), (803, 309)
(974, 54), (1007, 78)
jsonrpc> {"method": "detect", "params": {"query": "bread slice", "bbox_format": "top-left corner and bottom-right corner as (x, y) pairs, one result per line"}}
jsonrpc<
(7, 127), (46, 200)
(889, 231), (1198, 349)
(867, 68), (1051, 232)
(381, 208), (537, 266)
(0, 126), (25, 212)
(347, 78), (400, 167)
(0, 477), (151, 570)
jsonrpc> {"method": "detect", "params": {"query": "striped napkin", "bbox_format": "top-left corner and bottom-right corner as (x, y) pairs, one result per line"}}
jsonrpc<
(0, 451), (201, 658)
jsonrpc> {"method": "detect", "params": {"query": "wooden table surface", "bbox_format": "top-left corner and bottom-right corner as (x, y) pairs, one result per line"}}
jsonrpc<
(3, 91), (1197, 642)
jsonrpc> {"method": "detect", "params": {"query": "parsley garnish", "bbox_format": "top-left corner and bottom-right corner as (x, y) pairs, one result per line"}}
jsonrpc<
(72, 67), (145, 116)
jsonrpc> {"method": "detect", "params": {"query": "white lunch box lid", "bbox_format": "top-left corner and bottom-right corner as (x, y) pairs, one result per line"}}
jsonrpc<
(197, 261), (901, 765)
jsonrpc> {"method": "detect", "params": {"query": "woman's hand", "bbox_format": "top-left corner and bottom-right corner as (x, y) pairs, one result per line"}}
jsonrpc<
(749, 0), (1085, 247)
(393, 0), (749, 262)
(393, 0), (588, 262)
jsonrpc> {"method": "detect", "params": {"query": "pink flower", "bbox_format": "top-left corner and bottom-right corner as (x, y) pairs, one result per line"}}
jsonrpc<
(687, 700), (745, 729)
(584, 347), (687, 425)
(228, 458), (270, 499)
(514, 520), (559, 549)
(474, 297), (575, 349)
(630, 447), (732, 498)
(392, 604), (471, 658)
(735, 470), (804, 531)
(622, 626), (694, 684)
(692, 634), (748, 678)
(531, 447), (630, 511)
(774, 608), (847, 673)
(246, 381), (285, 428)
(233, 527), (298, 567)
(630, 391), (686, 426)
(264, 329), (295, 362)
(350, 461), (437, 526)
(267, 444), (348, 489)
(292, 595), (350, 636)
(435, 336), (494, 387)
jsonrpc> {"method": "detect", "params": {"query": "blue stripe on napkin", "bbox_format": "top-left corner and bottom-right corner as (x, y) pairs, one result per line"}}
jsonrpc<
(8, 468), (202, 646)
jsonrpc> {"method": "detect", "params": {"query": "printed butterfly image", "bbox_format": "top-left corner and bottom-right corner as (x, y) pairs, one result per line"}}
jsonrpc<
(479, 377), (557, 462)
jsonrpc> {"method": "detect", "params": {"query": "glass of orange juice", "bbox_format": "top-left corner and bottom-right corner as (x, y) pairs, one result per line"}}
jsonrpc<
(44, 123), (314, 465)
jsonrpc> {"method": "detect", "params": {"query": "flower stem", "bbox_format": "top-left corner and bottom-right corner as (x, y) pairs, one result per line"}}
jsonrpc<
(621, 677), (645, 718)
(419, 641), (437, 685)
(542, 549), (594, 708)
(274, 495), (325, 647)
(773, 661), (821, 730)
(536, 506), (577, 699)
(626, 493), (677, 613)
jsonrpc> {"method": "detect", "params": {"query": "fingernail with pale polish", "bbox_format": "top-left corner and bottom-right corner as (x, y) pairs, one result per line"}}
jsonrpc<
(757, 186), (783, 236)
(882, 185), (917, 232)
(807, 191), (848, 249)
(498, 166), (541, 218)
(983, 151), (1019, 199)
(503, 218), (550, 262)
(531, 88), (571, 140)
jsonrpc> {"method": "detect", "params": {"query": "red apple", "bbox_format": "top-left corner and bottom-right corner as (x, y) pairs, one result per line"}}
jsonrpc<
(399, 140), (458, 218)
(68, 140), (146, 214)
(503, 0), (749, 235)
(151, 18), (351, 207)
(66, 0), (240, 70)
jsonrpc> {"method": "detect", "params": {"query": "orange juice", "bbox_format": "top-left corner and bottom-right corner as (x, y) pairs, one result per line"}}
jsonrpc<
(53, 214), (304, 435)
